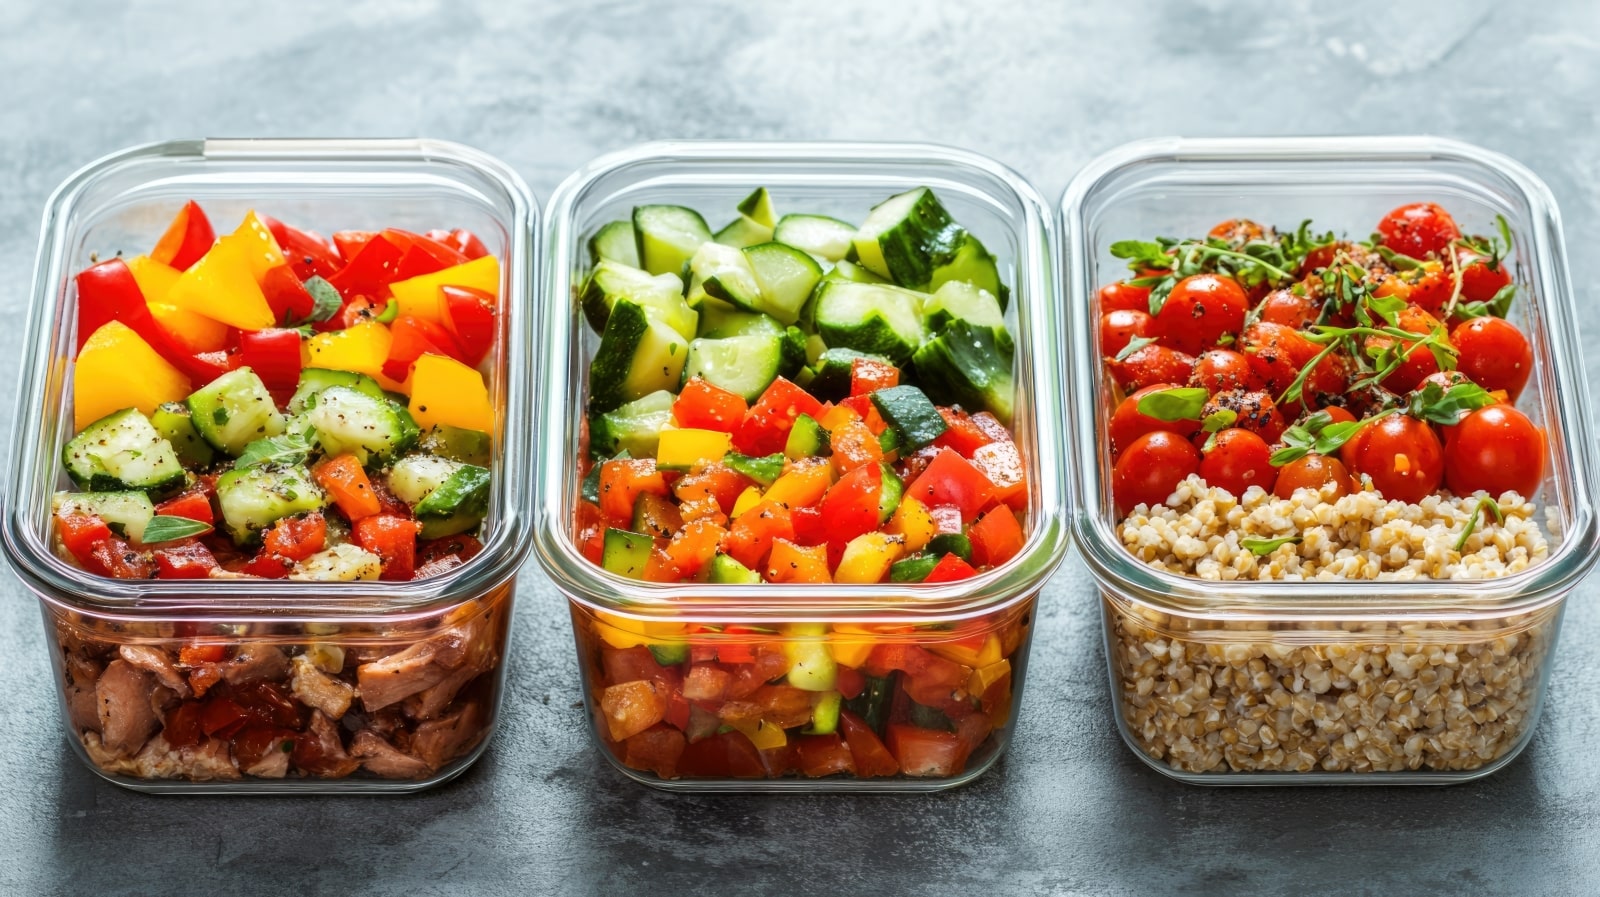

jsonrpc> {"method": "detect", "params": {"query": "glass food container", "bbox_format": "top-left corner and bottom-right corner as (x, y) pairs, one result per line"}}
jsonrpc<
(535, 141), (1071, 791)
(1, 139), (537, 793)
(1062, 136), (1600, 784)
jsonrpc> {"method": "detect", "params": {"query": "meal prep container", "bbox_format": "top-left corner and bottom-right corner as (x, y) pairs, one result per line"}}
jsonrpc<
(1, 139), (537, 793)
(1061, 136), (1600, 784)
(535, 141), (1071, 791)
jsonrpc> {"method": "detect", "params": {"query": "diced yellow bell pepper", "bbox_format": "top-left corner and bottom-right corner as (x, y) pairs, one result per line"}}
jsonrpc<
(656, 428), (732, 471)
(730, 485), (763, 519)
(126, 255), (231, 353)
(763, 457), (835, 509)
(409, 353), (493, 434)
(389, 256), (500, 324)
(818, 404), (861, 432)
(125, 254), (180, 302)
(592, 609), (687, 650)
(834, 532), (906, 584)
(885, 496), (936, 553)
(73, 322), (190, 429)
(302, 322), (406, 391)
(828, 624), (877, 667)
(232, 211), (287, 280)
(930, 632), (1003, 669)
(968, 658), (1012, 698)
(164, 232), (276, 330)
(727, 718), (788, 751)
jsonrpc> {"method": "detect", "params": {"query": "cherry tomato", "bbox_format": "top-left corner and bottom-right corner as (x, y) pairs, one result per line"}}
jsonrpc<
(1366, 304), (1447, 395)
(1273, 454), (1356, 501)
(1256, 289), (1317, 329)
(1317, 406), (1357, 426)
(1109, 383), (1200, 454)
(1099, 280), (1153, 313)
(1238, 322), (1346, 402)
(1099, 309), (1155, 357)
(1455, 246), (1512, 304)
(1199, 428), (1276, 497)
(1398, 266), (1453, 317)
(1207, 219), (1266, 245)
(1189, 348), (1259, 394)
(1452, 316), (1532, 401)
(1201, 389), (1287, 445)
(1154, 274), (1249, 356)
(1443, 405), (1545, 499)
(1113, 431), (1200, 515)
(1345, 414), (1444, 503)
(1107, 343), (1196, 393)
(1299, 243), (1340, 276)
(1376, 202), (1462, 259)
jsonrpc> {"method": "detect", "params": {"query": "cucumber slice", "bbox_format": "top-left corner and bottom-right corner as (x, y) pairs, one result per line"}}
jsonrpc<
(633, 205), (713, 277)
(844, 673), (894, 733)
(877, 462), (904, 524)
(929, 234), (1008, 311)
(150, 402), (214, 469)
(588, 300), (690, 414)
(290, 543), (383, 581)
(53, 491), (157, 543)
(870, 385), (948, 450)
(579, 261), (696, 340)
(783, 413), (828, 460)
(648, 643), (690, 666)
(215, 464), (326, 544)
(723, 452), (784, 487)
(412, 463), (490, 539)
(824, 259), (889, 285)
(927, 532), (973, 564)
(804, 690), (843, 735)
(773, 215), (857, 263)
(62, 408), (186, 495)
(708, 553), (762, 584)
(798, 347), (887, 401)
(696, 305), (784, 340)
(852, 187), (964, 288)
(714, 215), (773, 249)
(736, 188), (777, 228)
(186, 368), (287, 456)
(912, 320), (1015, 426)
(922, 280), (1006, 334)
(387, 454), (461, 505)
(288, 368), (386, 415)
(588, 220), (640, 268)
(744, 242), (823, 326)
(889, 553), (939, 583)
(419, 425), (492, 468)
(589, 390), (675, 460)
(783, 623), (836, 692)
(690, 243), (764, 312)
(602, 528), (653, 580)
(810, 281), (926, 365)
(306, 387), (420, 466)
(681, 334), (784, 401)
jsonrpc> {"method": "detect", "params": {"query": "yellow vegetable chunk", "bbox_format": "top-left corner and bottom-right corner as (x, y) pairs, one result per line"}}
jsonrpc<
(762, 457), (834, 509)
(727, 718), (787, 750)
(593, 610), (687, 650)
(930, 633), (1003, 669)
(125, 254), (180, 302)
(828, 624), (876, 668)
(834, 532), (906, 584)
(127, 255), (230, 353)
(968, 658), (1012, 697)
(73, 321), (190, 429)
(301, 322), (405, 392)
(730, 485), (763, 519)
(233, 211), (287, 280)
(164, 232), (276, 330)
(817, 404), (861, 432)
(656, 428), (732, 471)
(409, 353), (493, 434)
(884, 496), (936, 553)
(389, 256), (500, 324)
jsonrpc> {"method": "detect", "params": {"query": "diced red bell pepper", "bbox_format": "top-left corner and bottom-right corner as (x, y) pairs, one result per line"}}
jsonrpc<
(715, 625), (766, 665)
(382, 315), (465, 382)
(154, 489), (214, 525)
(161, 701), (205, 748)
(313, 454), (381, 521)
(733, 378), (825, 456)
(328, 231), (405, 300)
(237, 328), (304, 394)
(923, 553), (978, 583)
(385, 228), (469, 273)
(150, 200), (216, 272)
(332, 230), (377, 262)
(600, 458), (670, 524)
(440, 285), (496, 367)
(427, 228), (490, 260)
(837, 709), (900, 777)
(969, 505), (1025, 568)
(353, 514), (423, 581)
(906, 448), (997, 522)
(85, 537), (153, 579)
(932, 407), (995, 458)
(722, 501), (794, 570)
(787, 505), (828, 547)
(74, 258), (222, 384)
(263, 216), (342, 281)
(795, 733), (856, 777)
(817, 462), (882, 545)
(673, 377), (748, 433)
(240, 551), (295, 579)
(260, 265), (316, 324)
(262, 511), (327, 562)
(838, 394), (888, 435)
(849, 357), (900, 396)
(153, 543), (219, 579)
(885, 723), (966, 777)
(55, 512), (112, 564)
(678, 730), (767, 778)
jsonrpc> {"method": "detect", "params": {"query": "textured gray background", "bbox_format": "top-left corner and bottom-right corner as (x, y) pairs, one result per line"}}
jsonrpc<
(2, 1), (1598, 895)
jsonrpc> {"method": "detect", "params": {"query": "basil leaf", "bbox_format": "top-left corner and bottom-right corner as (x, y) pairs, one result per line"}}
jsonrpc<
(1113, 335), (1158, 362)
(1410, 382), (1494, 426)
(1242, 535), (1301, 556)
(303, 276), (343, 322)
(1110, 240), (1172, 271)
(724, 452), (785, 487)
(233, 431), (316, 471)
(140, 515), (213, 544)
(1136, 387), (1208, 422)
(1310, 420), (1366, 455)
(374, 298), (400, 324)
(1201, 409), (1237, 433)
(1488, 284), (1516, 317)
(1375, 246), (1428, 271)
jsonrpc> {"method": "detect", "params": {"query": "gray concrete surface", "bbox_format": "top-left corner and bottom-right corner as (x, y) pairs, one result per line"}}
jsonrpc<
(2, 1), (1599, 895)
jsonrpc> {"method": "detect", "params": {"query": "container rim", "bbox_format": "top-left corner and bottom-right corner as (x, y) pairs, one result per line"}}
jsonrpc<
(1060, 135), (1600, 619)
(532, 139), (1071, 621)
(0, 137), (540, 619)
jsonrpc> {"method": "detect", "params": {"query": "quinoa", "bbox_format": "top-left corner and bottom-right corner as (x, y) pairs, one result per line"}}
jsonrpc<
(1109, 475), (1557, 775)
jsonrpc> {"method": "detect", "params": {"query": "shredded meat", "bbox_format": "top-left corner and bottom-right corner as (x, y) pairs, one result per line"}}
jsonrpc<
(118, 645), (190, 697)
(302, 711), (361, 778)
(357, 622), (475, 711)
(64, 654), (103, 732)
(96, 660), (160, 757)
(84, 733), (242, 781)
(243, 736), (293, 778)
(350, 730), (432, 779)
(291, 653), (356, 719)
(411, 701), (487, 771)
(223, 643), (290, 685)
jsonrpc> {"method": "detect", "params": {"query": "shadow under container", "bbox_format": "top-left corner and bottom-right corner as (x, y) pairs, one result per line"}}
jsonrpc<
(0, 139), (538, 793)
(535, 141), (1071, 791)
(1061, 137), (1600, 784)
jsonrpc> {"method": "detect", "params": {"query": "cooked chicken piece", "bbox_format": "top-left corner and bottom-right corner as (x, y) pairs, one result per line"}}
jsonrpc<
(96, 659), (159, 756)
(148, 684), (181, 719)
(350, 730), (431, 779)
(291, 653), (355, 719)
(63, 654), (103, 732)
(118, 645), (190, 697)
(404, 664), (481, 722)
(411, 701), (487, 771)
(223, 643), (290, 685)
(299, 710), (360, 778)
(84, 733), (242, 781)
(357, 620), (482, 711)
(242, 735), (293, 778)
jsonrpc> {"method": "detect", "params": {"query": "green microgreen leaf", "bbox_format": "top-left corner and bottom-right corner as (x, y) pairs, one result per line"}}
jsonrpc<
(1454, 495), (1505, 552)
(1242, 534), (1302, 556)
(1135, 387), (1209, 422)
(1408, 382), (1496, 426)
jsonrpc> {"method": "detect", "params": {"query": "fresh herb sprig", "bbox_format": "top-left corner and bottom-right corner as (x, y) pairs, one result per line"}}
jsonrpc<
(1242, 534), (1302, 556)
(1454, 495), (1505, 552)
(1112, 228), (1320, 316)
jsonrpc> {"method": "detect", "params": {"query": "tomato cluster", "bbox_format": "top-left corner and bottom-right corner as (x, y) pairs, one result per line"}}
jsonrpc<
(1101, 204), (1546, 515)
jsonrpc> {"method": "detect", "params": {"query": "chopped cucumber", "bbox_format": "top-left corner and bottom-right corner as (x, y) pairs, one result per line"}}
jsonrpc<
(823, 259), (889, 285)
(306, 387), (420, 466)
(743, 242), (823, 326)
(773, 214), (857, 263)
(799, 347), (888, 401)
(387, 454), (460, 505)
(736, 188), (777, 228)
(713, 215), (773, 249)
(690, 242), (764, 312)
(804, 691), (843, 735)
(215, 464), (326, 544)
(589, 390), (675, 460)
(287, 368), (385, 415)
(723, 452), (784, 486)
(783, 623), (836, 692)
(878, 462), (905, 523)
(186, 368), (287, 456)
(150, 402), (214, 468)
(922, 280), (1007, 333)
(696, 305), (783, 340)
(844, 673), (894, 733)
(784, 413), (828, 460)
(633, 205), (713, 277)
(870, 385), (948, 450)
(911, 320), (1015, 425)
(588, 220), (640, 268)
(889, 553), (940, 582)
(648, 643), (690, 666)
(602, 528), (653, 580)
(852, 187), (964, 288)
(290, 543), (383, 581)
(588, 300), (689, 414)
(62, 408), (186, 495)
(682, 334), (784, 401)
(708, 553), (762, 584)
(579, 260), (696, 340)
(412, 463), (490, 539)
(53, 491), (157, 543)
(810, 281), (926, 365)
(930, 234), (1008, 310)
(927, 532), (974, 564)
(419, 424), (492, 468)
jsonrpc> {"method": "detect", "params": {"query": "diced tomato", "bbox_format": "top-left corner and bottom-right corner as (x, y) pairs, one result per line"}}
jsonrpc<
(969, 505), (1025, 568)
(726, 644), (791, 698)
(601, 645), (682, 690)
(816, 462), (882, 545)
(682, 663), (732, 702)
(237, 328), (304, 394)
(328, 232), (405, 300)
(674, 378), (748, 433)
(353, 514), (423, 581)
(262, 511), (327, 562)
(55, 512), (112, 563)
(150, 200), (216, 272)
(885, 724), (966, 777)
(154, 490), (214, 526)
(383, 316), (465, 382)
(733, 378), (825, 456)
(576, 500), (606, 565)
(838, 709), (900, 777)
(835, 665), (866, 700)
(179, 642), (227, 665)
(600, 679), (668, 741)
(85, 537), (153, 579)
(153, 542), (219, 579)
(838, 395), (888, 435)
(440, 285), (496, 367)
(906, 448), (997, 521)
(231, 724), (299, 769)
(622, 724), (687, 778)
(932, 407), (995, 457)
(678, 730), (768, 778)
(314, 454), (381, 521)
(231, 680), (305, 729)
(849, 357), (900, 396)
(924, 553), (978, 583)
(971, 440), (1026, 511)
(199, 696), (250, 738)
(788, 505), (828, 547)
(263, 216), (342, 281)
(671, 464), (749, 520)
(261, 265), (316, 324)
(240, 551), (295, 579)
(795, 733), (856, 777)
(161, 701), (205, 748)
(722, 501), (794, 570)
(664, 518), (725, 577)
(600, 458), (670, 524)
(828, 419), (884, 475)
